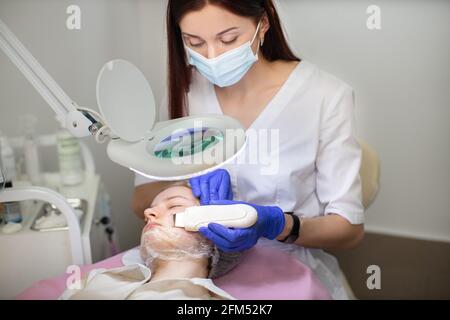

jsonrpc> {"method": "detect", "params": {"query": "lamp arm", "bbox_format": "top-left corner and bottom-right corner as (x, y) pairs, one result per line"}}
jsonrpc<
(0, 18), (95, 138)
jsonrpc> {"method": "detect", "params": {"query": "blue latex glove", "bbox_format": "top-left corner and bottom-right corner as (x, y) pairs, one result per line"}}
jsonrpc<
(189, 169), (233, 205)
(198, 200), (286, 252)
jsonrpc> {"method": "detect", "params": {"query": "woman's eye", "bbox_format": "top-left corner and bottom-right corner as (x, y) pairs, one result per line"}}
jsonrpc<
(190, 42), (204, 48)
(222, 38), (237, 45)
(170, 205), (183, 209)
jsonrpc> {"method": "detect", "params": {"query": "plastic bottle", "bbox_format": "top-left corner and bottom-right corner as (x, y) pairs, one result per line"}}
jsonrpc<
(0, 131), (17, 183)
(56, 129), (84, 186)
(0, 179), (22, 227)
(0, 159), (5, 188)
(0, 133), (23, 228)
(20, 115), (42, 185)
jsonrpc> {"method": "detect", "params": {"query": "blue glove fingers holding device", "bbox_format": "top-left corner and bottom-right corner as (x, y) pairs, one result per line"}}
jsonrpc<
(189, 169), (233, 205)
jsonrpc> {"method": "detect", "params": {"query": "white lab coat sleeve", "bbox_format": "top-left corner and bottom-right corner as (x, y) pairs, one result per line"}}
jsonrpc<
(315, 85), (364, 224)
(134, 92), (169, 187)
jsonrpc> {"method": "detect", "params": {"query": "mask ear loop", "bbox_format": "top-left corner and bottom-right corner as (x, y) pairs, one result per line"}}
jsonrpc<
(251, 20), (262, 46)
(252, 20), (263, 57)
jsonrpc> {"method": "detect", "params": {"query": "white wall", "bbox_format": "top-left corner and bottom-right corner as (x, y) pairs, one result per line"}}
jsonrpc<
(1, 0), (449, 246)
(277, 0), (450, 242)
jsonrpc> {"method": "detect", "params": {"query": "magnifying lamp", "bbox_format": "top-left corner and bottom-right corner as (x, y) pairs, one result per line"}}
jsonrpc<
(0, 18), (247, 181)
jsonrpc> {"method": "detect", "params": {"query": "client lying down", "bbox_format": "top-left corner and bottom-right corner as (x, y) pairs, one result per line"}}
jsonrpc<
(60, 181), (240, 300)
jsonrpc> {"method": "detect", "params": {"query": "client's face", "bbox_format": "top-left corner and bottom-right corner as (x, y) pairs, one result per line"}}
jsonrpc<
(140, 185), (211, 263)
(143, 185), (199, 230)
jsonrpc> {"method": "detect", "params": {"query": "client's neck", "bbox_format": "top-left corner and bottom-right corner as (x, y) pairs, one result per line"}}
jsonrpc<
(150, 258), (209, 282)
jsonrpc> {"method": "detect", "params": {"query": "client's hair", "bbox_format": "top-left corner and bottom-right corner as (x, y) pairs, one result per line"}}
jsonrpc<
(208, 247), (242, 279)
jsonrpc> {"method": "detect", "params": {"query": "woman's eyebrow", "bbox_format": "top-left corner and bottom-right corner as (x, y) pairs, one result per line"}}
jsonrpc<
(182, 27), (239, 38)
(165, 195), (189, 201)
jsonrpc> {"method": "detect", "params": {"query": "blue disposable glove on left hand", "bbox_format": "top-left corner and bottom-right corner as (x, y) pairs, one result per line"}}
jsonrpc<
(198, 200), (286, 252)
(189, 169), (233, 205)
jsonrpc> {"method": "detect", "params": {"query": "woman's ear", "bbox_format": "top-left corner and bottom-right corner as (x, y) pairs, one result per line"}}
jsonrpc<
(261, 13), (270, 36)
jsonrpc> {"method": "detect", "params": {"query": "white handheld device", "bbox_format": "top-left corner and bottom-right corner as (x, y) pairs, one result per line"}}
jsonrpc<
(174, 204), (258, 232)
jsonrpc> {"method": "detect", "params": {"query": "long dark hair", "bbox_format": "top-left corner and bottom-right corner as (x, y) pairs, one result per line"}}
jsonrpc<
(166, 0), (300, 119)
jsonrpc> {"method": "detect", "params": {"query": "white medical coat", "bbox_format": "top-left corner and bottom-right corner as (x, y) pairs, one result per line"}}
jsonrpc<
(135, 60), (364, 299)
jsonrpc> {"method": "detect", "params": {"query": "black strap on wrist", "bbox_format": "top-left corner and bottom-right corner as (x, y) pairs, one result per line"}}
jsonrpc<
(279, 212), (301, 244)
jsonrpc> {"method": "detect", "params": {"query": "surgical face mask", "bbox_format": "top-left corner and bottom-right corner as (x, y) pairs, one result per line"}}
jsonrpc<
(185, 21), (262, 88)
